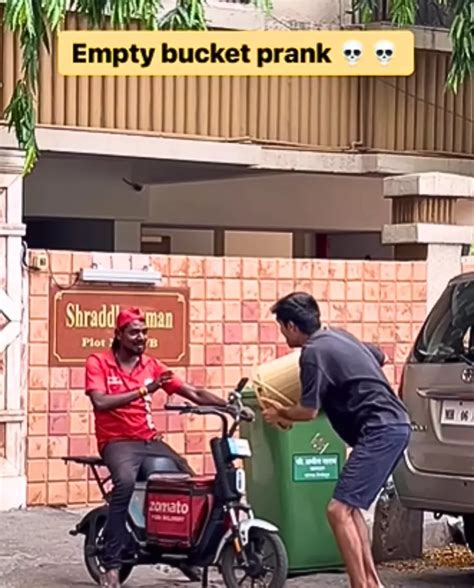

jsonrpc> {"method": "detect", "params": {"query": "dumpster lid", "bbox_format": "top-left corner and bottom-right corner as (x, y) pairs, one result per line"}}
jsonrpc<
(241, 386), (256, 400)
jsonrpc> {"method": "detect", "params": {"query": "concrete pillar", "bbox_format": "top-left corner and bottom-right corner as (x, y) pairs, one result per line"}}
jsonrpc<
(0, 149), (27, 510)
(382, 172), (474, 310)
(114, 220), (141, 252)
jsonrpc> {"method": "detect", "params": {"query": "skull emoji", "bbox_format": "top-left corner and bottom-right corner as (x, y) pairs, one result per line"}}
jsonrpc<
(374, 40), (395, 66)
(342, 40), (363, 66)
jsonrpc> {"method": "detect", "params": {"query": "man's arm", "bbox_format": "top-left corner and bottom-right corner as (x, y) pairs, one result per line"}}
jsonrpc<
(88, 389), (146, 412)
(363, 342), (387, 366)
(275, 403), (317, 422)
(155, 361), (228, 407)
(85, 356), (171, 412)
(275, 360), (323, 422)
(175, 383), (227, 407)
(264, 358), (327, 426)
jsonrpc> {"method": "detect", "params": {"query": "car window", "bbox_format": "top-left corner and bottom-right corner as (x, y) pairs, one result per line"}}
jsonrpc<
(412, 281), (474, 364)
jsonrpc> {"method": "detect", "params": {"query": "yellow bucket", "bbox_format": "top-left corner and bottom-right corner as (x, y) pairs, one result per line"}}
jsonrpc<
(251, 349), (302, 412)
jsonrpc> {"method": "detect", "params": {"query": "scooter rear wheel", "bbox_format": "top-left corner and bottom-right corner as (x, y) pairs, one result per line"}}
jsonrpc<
(84, 516), (134, 585)
(220, 528), (288, 588)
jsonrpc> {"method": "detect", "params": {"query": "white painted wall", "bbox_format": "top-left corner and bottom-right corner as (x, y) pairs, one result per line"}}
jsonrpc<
(24, 155), (148, 221)
(150, 228), (215, 255)
(270, 0), (351, 26)
(26, 154), (474, 259)
(146, 174), (389, 232)
(24, 156), (390, 234)
(225, 231), (293, 257)
(23, 156), (394, 255)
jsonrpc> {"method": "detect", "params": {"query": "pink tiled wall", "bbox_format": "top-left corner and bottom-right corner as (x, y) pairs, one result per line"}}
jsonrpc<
(27, 250), (428, 507)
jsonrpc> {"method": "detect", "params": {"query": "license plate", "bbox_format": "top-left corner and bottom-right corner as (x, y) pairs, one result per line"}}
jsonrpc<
(227, 438), (252, 458)
(440, 400), (474, 426)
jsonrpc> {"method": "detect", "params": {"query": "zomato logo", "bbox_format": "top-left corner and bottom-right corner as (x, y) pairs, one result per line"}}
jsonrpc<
(149, 498), (190, 515)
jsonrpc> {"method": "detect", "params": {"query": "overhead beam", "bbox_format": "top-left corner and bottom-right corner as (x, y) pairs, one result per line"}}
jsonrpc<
(1, 126), (473, 178)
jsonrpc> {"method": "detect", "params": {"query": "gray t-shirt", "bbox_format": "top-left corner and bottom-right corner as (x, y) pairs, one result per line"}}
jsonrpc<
(299, 328), (410, 447)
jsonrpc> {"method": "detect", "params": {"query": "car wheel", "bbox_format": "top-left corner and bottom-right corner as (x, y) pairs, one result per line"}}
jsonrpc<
(463, 515), (474, 552)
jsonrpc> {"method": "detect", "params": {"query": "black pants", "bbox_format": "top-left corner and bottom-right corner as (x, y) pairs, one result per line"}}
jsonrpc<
(100, 439), (194, 571)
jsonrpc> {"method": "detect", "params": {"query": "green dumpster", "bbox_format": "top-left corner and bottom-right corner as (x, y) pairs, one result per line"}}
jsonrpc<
(241, 388), (345, 574)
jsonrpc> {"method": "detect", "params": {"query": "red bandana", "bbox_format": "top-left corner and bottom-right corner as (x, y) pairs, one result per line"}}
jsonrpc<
(116, 307), (145, 330)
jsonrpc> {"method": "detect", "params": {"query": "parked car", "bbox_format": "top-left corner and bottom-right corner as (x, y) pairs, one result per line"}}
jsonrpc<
(393, 272), (474, 551)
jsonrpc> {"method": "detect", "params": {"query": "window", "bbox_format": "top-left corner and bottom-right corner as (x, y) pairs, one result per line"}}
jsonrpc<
(413, 280), (474, 364)
(25, 217), (114, 251)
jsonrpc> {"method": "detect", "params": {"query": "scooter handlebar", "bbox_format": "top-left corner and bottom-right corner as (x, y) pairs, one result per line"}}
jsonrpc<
(165, 403), (255, 423)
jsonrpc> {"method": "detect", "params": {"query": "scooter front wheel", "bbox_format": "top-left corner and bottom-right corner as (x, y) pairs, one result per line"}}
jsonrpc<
(84, 515), (134, 586)
(220, 529), (288, 588)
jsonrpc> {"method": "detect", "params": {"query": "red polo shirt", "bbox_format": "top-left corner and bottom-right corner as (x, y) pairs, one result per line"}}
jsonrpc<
(85, 350), (184, 452)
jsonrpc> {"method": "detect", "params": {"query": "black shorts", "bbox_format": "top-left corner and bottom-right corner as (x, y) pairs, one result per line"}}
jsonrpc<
(333, 424), (411, 511)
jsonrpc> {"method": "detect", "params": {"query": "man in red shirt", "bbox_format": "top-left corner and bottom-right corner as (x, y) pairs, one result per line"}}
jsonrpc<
(85, 306), (226, 588)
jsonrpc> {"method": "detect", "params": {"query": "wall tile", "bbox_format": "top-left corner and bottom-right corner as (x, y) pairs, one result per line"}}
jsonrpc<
(363, 262), (380, 281)
(29, 390), (48, 413)
(258, 258), (277, 279)
(242, 323), (259, 343)
(242, 301), (260, 322)
(243, 280), (259, 300)
(29, 320), (49, 343)
(277, 259), (293, 279)
(329, 261), (346, 280)
(30, 296), (49, 319)
(312, 260), (329, 280)
(242, 259), (259, 278)
(225, 258), (242, 278)
(259, 322), (278, 343)
(205, 258), (223, 277)
(206, 278), (223, 300)
(188, 256), (205, 277)
(29, 343), (48, 366)
(224, 323), (242, 344)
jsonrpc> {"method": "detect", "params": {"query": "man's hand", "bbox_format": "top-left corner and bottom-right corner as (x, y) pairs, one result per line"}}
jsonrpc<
(263, 407), (280, 426)
(147, 371), (174, 394)
(263, 407), (293, 430)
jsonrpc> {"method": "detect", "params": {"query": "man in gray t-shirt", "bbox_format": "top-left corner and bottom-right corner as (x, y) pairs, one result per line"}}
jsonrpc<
(263, 292), (411, 588)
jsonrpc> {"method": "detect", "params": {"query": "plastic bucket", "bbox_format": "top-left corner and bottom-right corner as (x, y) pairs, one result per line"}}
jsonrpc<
(251, 350), (302, 411)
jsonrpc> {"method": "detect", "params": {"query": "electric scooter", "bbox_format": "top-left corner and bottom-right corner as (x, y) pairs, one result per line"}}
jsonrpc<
(64, 377), (289, 587)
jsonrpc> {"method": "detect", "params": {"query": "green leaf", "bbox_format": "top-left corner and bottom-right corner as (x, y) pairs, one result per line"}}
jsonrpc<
(353, 0), (472, 93)
(389, 0), (416, 26)
(42, 0), (67, 30)
(159, 0), (207, 30)
(353, 0), (378, 23)
(3, 82), (39, 175)
(445, 0), (473, 92)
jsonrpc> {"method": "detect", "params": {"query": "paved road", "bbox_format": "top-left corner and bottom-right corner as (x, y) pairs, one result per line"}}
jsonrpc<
(0, 509), (473, 587)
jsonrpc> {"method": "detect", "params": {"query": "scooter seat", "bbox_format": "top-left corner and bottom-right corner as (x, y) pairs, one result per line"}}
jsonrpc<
(136, 455), (189, 482)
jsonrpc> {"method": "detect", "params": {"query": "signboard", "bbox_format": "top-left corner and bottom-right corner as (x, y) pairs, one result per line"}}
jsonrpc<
(49, 284), (189, 367)
(292, 454), (340, 483)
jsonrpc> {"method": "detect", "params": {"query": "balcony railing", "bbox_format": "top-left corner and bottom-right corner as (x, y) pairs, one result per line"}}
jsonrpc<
(354, 0), (453, 28)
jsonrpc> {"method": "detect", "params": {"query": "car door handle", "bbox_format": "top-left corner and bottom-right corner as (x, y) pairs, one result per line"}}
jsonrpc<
(417, 387), (474, 400)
